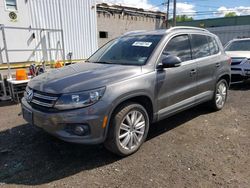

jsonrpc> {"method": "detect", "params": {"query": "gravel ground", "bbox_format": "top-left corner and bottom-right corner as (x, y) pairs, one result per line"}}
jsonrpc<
(0, 83), (250, 188)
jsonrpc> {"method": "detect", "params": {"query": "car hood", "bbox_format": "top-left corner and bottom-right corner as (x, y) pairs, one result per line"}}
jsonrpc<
(28, 62), (142, 94)
(225, 51), (250, 59)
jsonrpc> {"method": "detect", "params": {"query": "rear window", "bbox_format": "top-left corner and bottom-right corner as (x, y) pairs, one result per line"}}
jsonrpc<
(207, 36), (220, 55)
(225, 40), (250, 51)
(191, 34), (210, 59)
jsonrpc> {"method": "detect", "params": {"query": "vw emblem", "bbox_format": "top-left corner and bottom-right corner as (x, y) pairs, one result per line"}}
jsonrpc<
(26, 89), (34, 102)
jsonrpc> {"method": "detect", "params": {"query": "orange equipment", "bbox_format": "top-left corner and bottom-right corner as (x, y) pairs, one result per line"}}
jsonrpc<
(55, 61), (63, 68)
(16, 69), (28, 80)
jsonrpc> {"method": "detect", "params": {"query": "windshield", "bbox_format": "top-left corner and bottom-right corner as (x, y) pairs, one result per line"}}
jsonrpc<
(88, 35), (163, 65)
(225, 40), (250, 51)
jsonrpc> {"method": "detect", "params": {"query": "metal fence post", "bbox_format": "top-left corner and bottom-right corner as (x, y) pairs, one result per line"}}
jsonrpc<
(58, 0), (66, 65)
(0, 46), (3, 64)
(1, 26), (11, 79)
(60, 30), (66, 65)
(47, 31), (52, 65)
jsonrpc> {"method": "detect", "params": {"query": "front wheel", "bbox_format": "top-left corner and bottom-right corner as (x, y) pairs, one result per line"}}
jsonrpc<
(104, 103), (149, 156)
(209, 79), (228, 111)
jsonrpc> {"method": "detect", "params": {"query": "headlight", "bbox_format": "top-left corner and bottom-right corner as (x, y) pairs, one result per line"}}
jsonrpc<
(54, 87), (105, 110)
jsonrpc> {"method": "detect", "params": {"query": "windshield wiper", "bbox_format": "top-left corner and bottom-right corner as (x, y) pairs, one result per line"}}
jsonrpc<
(92, 61), (114, 64)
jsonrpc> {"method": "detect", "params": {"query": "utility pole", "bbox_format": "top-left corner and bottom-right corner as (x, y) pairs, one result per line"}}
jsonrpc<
(173, 0), (177, 26)
(166, 0), (170, 28)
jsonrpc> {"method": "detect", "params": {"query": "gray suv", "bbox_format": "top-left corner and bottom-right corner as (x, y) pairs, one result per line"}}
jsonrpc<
(22, 27), (231, 156)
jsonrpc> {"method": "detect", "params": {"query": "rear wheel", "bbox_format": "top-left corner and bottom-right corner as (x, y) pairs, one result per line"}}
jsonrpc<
(104, 103), (149, 156)
(209, 79), (228, 111)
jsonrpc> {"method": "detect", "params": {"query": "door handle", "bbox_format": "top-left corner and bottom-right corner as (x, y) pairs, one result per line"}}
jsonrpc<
(216, 63), (220, 67)
(190, 69), (197, 76)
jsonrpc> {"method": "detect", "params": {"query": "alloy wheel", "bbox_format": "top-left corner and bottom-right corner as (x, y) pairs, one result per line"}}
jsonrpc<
(118, 110), (146, 150)
(215, 82), (227, 108)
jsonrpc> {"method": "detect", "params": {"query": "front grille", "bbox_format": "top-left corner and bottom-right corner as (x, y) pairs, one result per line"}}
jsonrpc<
(25, 87), (59, 108)
(231, 57), (246, 65)
(231, 61), (242, 65)
(231, 68), (241, 71)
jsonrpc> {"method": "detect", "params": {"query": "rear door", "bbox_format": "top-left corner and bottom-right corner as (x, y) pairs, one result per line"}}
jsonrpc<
(156, 34), (198, 119)
(190, 34), (219, 102)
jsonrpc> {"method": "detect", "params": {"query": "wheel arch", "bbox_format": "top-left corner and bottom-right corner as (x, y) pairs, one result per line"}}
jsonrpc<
(218, 74), (231, 86)
(104, 93), (155, 140)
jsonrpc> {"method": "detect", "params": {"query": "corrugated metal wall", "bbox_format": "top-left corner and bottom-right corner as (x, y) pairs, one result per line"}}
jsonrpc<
(27, 0), (98, 61)
(208, 25), (250, 45)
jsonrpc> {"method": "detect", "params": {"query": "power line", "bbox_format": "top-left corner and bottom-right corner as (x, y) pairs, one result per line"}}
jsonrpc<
(192, 8), (250, 12)
(168, 8), (250, 14)
(154, 1), (218, 9)
(194, 4), (221, 9)
(152, 1), (250, 18)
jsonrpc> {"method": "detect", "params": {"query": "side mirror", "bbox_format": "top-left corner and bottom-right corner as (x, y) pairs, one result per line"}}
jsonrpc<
(160, 55), (182, 68)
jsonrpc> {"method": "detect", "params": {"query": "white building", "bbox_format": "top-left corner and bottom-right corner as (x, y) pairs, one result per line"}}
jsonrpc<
(0, 0), (165, 64)
(0, 0), (98, 63)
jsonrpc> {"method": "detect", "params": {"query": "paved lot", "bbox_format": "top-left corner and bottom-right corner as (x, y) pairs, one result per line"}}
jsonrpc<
(0, 83), (250, 188)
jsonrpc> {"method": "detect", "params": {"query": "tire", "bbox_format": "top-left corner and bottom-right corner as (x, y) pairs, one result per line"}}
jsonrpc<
(104, 103), (149, 156)
(209, 79), (228, 111)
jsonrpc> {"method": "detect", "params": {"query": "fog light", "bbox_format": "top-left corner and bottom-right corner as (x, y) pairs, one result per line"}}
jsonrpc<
(65, 124), (90, 136)
(74, 126), (85, 136)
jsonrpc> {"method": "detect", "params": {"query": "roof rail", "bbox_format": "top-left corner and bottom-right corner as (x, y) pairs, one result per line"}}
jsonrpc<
(167, 26), (209, 32)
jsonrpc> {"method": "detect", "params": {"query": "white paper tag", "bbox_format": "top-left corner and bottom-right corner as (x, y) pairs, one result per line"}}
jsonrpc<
(132, 41), (152, 47)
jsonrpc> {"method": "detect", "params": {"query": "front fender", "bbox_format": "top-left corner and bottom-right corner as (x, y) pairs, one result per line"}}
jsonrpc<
(100, 72), (157, 141)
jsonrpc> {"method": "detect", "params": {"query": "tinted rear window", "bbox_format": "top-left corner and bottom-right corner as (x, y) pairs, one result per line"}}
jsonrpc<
(207, 36), (220, 55)
(191, 34), (210, 59)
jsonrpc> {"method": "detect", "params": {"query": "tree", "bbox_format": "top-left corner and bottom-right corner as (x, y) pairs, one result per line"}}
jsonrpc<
(168, 15), (193, 25)
(176, 15), (193, 22)
(224, 12), (237, 17)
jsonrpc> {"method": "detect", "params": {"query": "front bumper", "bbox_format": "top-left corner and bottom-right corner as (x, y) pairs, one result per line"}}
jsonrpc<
(231, 64), (250, 81)
(21, 98), (109, 144)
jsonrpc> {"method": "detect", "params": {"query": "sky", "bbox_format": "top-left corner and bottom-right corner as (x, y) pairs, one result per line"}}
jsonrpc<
(97, 0), (250, 20)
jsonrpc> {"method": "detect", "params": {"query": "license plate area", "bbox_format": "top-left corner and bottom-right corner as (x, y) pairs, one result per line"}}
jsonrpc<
(22, 106), (33, 125)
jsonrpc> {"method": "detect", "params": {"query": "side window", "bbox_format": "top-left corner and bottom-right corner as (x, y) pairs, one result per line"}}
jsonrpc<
(207, 36), (220, 55)
(191, 34), (210, 59)
(162, 35), (192, 62)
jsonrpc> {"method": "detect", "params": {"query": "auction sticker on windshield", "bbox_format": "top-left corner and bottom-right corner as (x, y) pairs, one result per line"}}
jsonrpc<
(132, 41), (152, 47)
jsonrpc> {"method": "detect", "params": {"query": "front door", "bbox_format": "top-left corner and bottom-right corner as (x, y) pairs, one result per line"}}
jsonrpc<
(156, 34), (197, 120)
